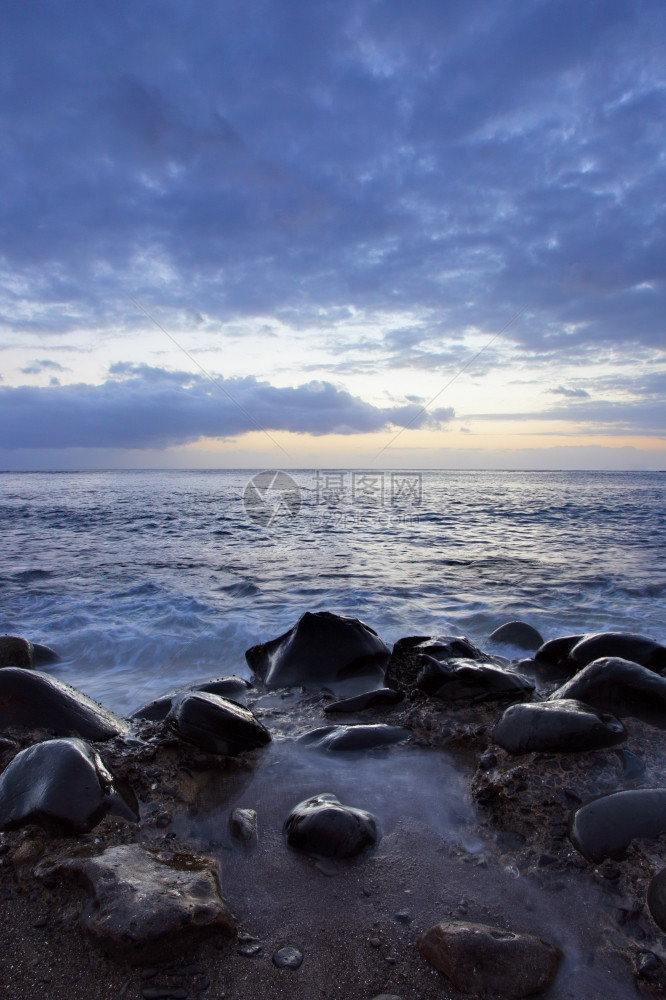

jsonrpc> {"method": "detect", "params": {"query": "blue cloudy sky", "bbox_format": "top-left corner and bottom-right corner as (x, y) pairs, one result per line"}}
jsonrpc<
(1, 0), (664, 469)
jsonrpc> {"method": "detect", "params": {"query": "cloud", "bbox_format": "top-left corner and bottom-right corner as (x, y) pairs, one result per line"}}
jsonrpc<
(0, 364), (454, 449)
(20, 359), (69, 375)
(550, 386), (591, 398)
(0, 0), (664, 358)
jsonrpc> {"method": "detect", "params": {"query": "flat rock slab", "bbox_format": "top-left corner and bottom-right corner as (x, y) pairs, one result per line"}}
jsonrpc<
(245, 611), (389, 688)
(324, 687), (404, 713)
(284, 792), (379, 859)
(299, 724), (410, 752)
(493, 699), (625, 754)
(54, 844), (236, 963)
(166, 691), (271, 756)
(0, 737), (138, 834)
(418, 920), (562, 998)
(0, 667), (127, 740)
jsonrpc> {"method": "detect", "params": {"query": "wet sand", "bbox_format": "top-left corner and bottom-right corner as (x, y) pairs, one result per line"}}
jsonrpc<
(0, 688), (650, 1000)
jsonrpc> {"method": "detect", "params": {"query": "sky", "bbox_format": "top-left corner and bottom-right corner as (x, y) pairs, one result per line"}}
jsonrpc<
(0, 0), (664, 470)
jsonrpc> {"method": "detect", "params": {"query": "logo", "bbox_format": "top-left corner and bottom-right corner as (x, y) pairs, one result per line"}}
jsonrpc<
(243, 470), (301, 527)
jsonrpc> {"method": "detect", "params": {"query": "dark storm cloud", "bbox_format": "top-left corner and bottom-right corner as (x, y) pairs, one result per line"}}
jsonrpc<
(0, 365), (454, 449)
(0, 0), (663, 353)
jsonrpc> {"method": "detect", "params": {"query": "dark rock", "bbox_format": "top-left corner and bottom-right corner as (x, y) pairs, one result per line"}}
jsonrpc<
(0, 737), (138, 834)
(272, 946), (303, 969)
(229, 807), (257, 846)
(569, 632), (666, 672)
(324, 687), (404, 713)
(130, 676), (252, 722)
(299, 724), (410, 752)
(488, 622), (544, 652)
(647, 870), (666, 931)
(0, 635), (34, 670)
(0, 668), (128, 740)
(246, 611), (390, 688)
(52, 844), (236, 963)
(417, 920), (562, 998)
(417, 659), (534, 703)
(31, 642), (61, 665)
(549, 657), (666, 719)
(493, 699), (625, 754)
(166, 692), (271, 756)
(534, 635), (584, 672)
(570, 788), (666, 862)
(284, 792), (379, 859)
(385, 635), (488, 690)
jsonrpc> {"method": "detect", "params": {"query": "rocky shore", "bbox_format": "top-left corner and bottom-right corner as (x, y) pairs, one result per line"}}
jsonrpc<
(1, 614), (666, 999)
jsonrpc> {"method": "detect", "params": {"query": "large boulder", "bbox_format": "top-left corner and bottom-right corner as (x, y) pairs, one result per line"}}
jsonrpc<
(166, 691), (271, 756)
(416, 658), (534, 703)
(385, 635), (495, 691)
(129, 676), (252, 722)
(487, 621), (544, 652)
(569, 788), (666, 862)
(549, 657), (666, 718)
(417, 920), (562, 998)
(50, 844), (236, 963)
(535, 632), (666, 676)
(0, 668), (128, 740)
(284, 792), (379, 859)
(0, 738), (138, 834)
(0, 635), (34, 670)
(245, 611), (390, 688)
(569, 632), (666, 672)
(493, 699), (625, 754)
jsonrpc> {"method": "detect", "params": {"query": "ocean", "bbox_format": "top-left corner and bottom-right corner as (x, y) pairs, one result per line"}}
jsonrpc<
(1, 469), (664, 717)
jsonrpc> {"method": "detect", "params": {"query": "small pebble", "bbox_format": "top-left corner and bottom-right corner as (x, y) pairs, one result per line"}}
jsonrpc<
(369, 937), (381, 948)
(237, 943), (261, 957)
(32, 916), (48, 928)
(272, 946), (303, 969)
(141, 969), (159, 980)
(393, 911), (411, 925)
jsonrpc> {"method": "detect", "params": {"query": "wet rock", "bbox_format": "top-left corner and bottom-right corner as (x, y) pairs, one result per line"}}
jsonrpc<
(385, 635), (488, 690)
(0, 668), (128, 740)
(570, 788), (666, 862)
(549, 657), (666, 718)
(299, 724), (410, 752)
(647, 869), (666, 931)
(417, 659), (534, 703)
(272, 946), (303, 969)
(417, 920), (562, 998)
(245, 611), (390, 688)
(166, 692), (271, 756)
(284, 792), (380, 859)
(229, 807), (258, 846)
(534, 635), (584, 673)
(0, 635), (34, 670)
(129, 676), (252, 722)
(324, 687), (404, 713)
(488, 621), (544, 652)
(569, 633), (666, 672)
(52, 844), (236, 963)
(0, 737), (138, 834)
(493, 699), (625, 754)
(31, 642), (61, 665)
